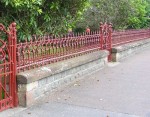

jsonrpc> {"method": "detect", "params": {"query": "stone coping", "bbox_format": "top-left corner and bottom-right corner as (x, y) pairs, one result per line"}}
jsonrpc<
(17, 50), (109, 84)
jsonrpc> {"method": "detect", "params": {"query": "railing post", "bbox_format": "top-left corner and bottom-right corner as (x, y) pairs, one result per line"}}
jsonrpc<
(9, 22), (18, 107)
(100, 22), (113, 61)
(100, 22), (103, 50)
(108, 23), (113, 61)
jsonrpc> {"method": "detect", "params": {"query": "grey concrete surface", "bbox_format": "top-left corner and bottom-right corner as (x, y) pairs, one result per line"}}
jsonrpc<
(1, 47), (150, 117)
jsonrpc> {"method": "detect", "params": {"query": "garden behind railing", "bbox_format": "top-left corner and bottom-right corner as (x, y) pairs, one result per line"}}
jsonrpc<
(16, 24), (150, 72)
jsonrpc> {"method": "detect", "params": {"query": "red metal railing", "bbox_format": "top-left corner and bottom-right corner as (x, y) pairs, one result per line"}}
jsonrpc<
(0, 22), (149, 111)
(16, 27), (150, 72)
(0, 23), (18, 111)
(112, 29), (150, 46)
(16, 31), (100, 72)
(100, 23), (112, 61)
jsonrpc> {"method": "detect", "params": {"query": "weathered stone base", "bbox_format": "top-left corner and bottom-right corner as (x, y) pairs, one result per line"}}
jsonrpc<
(17, 50), (109, 107)
(111, 38), (150, 62)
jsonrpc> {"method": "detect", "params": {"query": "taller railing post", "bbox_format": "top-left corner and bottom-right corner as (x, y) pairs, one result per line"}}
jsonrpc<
(9, 22), (18, 107)
(100, 22), (113, 61)
(100, 22), (103, 50)
(108, 23), (113, 61)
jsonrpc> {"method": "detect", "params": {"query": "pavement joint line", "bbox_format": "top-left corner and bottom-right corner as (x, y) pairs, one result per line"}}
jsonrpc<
(54, 101), (140, 117)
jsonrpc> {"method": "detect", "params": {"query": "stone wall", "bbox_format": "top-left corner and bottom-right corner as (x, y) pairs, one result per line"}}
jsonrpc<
(17, 50), (109, 107)
(111, 38), (150, 62)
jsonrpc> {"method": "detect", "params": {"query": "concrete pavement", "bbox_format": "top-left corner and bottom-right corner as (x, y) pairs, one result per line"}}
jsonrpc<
(1, 47), (150, 117)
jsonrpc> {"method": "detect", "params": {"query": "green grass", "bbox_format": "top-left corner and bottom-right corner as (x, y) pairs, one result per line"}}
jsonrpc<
(2, 91), (4, 99)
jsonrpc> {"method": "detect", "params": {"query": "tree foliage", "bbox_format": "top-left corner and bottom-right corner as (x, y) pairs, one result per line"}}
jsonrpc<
(76, 0), (150, 31)
(0, 0), (149, 39)
(0, 0), (89, 40)
(128, 0), (150, 28)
